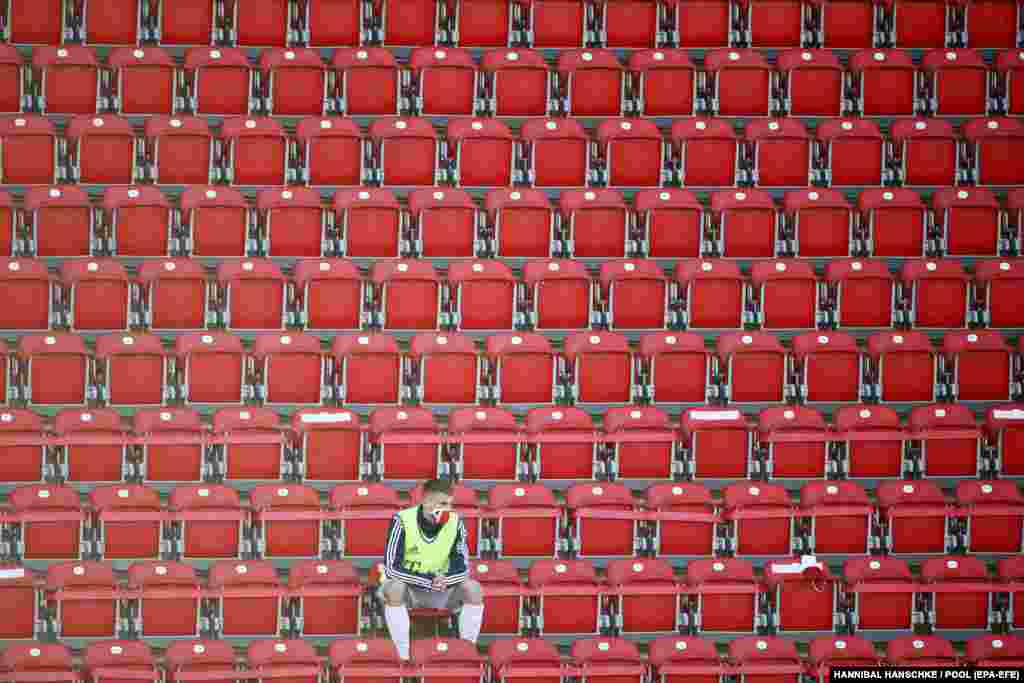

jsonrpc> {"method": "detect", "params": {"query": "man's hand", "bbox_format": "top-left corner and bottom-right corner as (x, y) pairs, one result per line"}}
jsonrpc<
(431, 575), (447, 591)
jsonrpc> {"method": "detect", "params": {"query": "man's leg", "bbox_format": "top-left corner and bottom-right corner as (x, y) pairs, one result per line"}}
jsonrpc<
(454, 579), (484, 643)
(379, 580), (412, 660)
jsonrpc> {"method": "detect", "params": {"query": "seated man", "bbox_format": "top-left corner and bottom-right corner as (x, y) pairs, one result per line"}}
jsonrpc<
(380, 478), (484, 659)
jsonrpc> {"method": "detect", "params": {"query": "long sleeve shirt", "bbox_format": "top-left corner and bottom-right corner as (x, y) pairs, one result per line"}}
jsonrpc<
(383, 506), (470, 590)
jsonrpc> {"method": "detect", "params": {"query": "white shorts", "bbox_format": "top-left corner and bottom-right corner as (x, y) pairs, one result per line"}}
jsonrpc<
(378, 579), (468, 610)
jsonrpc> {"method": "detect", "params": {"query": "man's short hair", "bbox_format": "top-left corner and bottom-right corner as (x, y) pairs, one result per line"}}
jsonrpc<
(422, 478), (454, 497)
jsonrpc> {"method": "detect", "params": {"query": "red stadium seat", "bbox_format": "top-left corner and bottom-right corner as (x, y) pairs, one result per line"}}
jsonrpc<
(923, 48), (990, 115)
(717, 332), (787, 403)
(158, 0), (215, 45)
(834, 404), (909, 478)
(730, 637), (804, 683)
(332, 334), (402, 404)
(645, 483), (717, 556)
(289, 560), (362, 636)
(9, 484), (86, 560)
(599, 260), (670, 330)
(447, 260), (518, 331)
(808, 636), (880, 681)
(133, 408), (206, 483)
(252, 333), (327, 406)
(32, 46), (100, 115)
(332, 189), (401, 257)
(758, 406), (830, 478)
(784, 188), (854, 257)
(520, 118), (590, 188)
(483, 333), (558, 404)
(638, 332), (711, 403)
(877, 479), (950, 554)
(6, 0), (64, 44)
(165, 640), (239, 683)
(710, 189), (779, 258)
(965, 634), (1024, 668)
(997, 50), (1024, 114)
(791, 330), (863, 403)
(45, 561), (118, 637)
(174, 332), (246, 405)
(259, 187), (328, 258)
(921, 555), (994, 630)
(703, 50), (771, 116)
(557, 49), (625, 117)
(480, 48), (552, 117)
(329, 483), (402, 557)
(295, 118), (363, 188)
(648, 636), (726, 683)
(603, 405), (679, 479)
(571, 639), (645, 683)
(447, 407), (523, 481)
(559, 189), (631, 258)
(857, 189), (927, 257)
(332, 48), (401, 116)
(636, 189), (705, 258)
(867, 330), (938, 402)
(53, 408), (128, 483)
(0, 409), (46, 482)
(815, 118), (885, 186)
(260, 49), (329, 117)
(370, 260), (442, 330)
(749, 259), (820, 329)
(523, 259), (592, 331)
(941, 330), (1013, 401)
(681, 406), (753, 479)
(221, 116), (287, 186)
(629, 49), (696, 116)
(369, 117), (441, 186)
(447, 118), (514, 187)
(486, 188), (556, 257)
(526, 407), (599, 480)
(675, 0), (731, 46)
(59, 259), (130, 332)
(722, 481), (795, 556)
(684, 557), (761, 632)
(776, 49), (844, 116)
(18, 333), (90, 406)
(843, 556), (918, 630)
(138, 259), (209, 331)
(0, 116), (57, 185)
(673, 259), (744, 329)
(213, 407), (287, 481)
(957, 479), (1024, 553)
(849, 49), (919, 115)
(291, 408), (362, 481)
(409, 47), (480, 116)
(964, 117), (1024, 186)
(800, 481), (874, 554)
(455, 0), (513, 46)
(409, 332), (480, 405)
(103, 186), (173, 257)
(217, 259), (287, 331)
(94, 334), (168, 407)
(89, 484), (162, 560)
(0, 258), (54, 331)
(143, 116), (214, 185)
(108, 47), (176, 115)
(528, 559), (601, 634)
(207, 560), (284, 637)
(986, 405), (1024, 476)
(250, 484), (324, 558)
(744, 118), (812, 187)
(25, 186), (95, 258)
(184, 47), (253, 116)
(407, 187), (480, 257)
(899, 259), (969, 328)
(369, 408), (443, 480)
(566, 482), (640, 557)
(0, 570), (43, 639)
(886, 636), (959, 668)
(168, 484), (246, 559)
(889, 118), (959, 187)
(595, 118), (666, 188)
(180, 185), (251, 257)
(562, 331), (635, 404)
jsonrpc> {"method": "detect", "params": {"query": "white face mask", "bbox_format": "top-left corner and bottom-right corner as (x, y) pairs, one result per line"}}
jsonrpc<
(423, 498), (453, 524)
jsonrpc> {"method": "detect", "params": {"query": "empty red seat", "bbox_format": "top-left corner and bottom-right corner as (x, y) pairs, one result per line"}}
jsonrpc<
(842, 556), (918, 630)
(90, 484), (162, 560)
(644, 483), (716, 556)
(332, 334), (402, 404)
(455, 0), (513, 46)
(890, 118), (959, 187)
(409, 332), (480, 404)
(184, 47), (253, 116)
(629, 49), (696, 116)
(490, 637), (563, 679)
(523, 259), (592, 331)
(447, 260), (518, 331)
(53, 408), (128, 483)
(447, 118), (514, 187)
(710, 189), (779, 257)
(103, 186), (173, 257)
(799, 480), (874, 554)
(526, 407), (599, 480)
(986, 404), (1024, 475)
(212, 407), (287, 481)
(704, 49), (771, 116)
(636, 189), (704, 258)
(604, 406), (678, 480)
(776, 49), (844, 116)
(784, 188), (854, 257)
(671, 118), (739, 187)
(999, 557), (1024, 629)
(328, 483), (401, 557)
(108, 47), (176, 115)
(65, 118), (136, 187)
(717, 332), (787, 403)
(369, 408), (443, 480)
(144, 116), (214, 185)
(599, 260), (669, 330)
(175, 332), (245, 405)
(448, 408), (523, 481)
(86, 641), (158, 683)
(964, 117), (1024, 185)
(217, 259), (287, 331)
(648, 636), (726, 683)
(857, 188), (927, 257)
(923, 49), (990, 115)
(816, 118), (885, 186)
(25, 186), (95, 258)
(250, 484), (324, 558)
(32, 46), (100, 115)
(159, 0), (215, 44)
(59, 259), (131, 332)
(408, 188), (480, 257)
(909, 403), (983, 478)
(722, 482), (795, 556)
(0, 258), (54, 331)
(295, 117), (363, 187)
(252, 333), (326, 406)
(596, 118), (665, 188)
(563, 331), (634, 404)
(675, 0), (731, 45)
(557, 49), (625, 116)
(168, 484), (246, 559)
(685, 557), (761, 632)
(289, 560), (361, 636)
(730, 637), (804, 683)
(521, 118), (590, 188)
(749, 259), (820, 329)
(0, 409), (46, 482)
(7, 0), (63, 44)
(997, 49), (1024, 114)
(877, 479), (950, 554)
(331, 48), (400, 116)
(900, 259), (969, 328)
(258, 187), (327, 258)
(867, 330), (938, 402)
(133, 408), (205, 483)
(370, 260), (441, 330)
(483, 333), (558, 404)
(942, 330), (1013, 401)
(528, 559), (601, 634)
(138, 259), (208, 331)
(328, 638), (405, 683)
(180, 186), (251, 257)
(410, 47), (480, 116)
(638, 332), (710, 403)
(18, 333), (90, 406)
(745, 118), (812, 187)
(9, 484), (86, 560)
(486, 188), (556, 257)
(566, 482), (640, 557)
(791, 330), (863, 402)
(221, 117), (287, 186)
(957, 479), (1024, 553)
(94, 334), (168, 407)
(681, 406), (753, 479)
(561, 189), (631, 257)
(673, 259), (744, 329)
(834, 404), (909, 478)
(45, 561), (118, 638)
(808, 637), (880, 681)
(413, 639), (486, 683)
(486, 483), (561, 557)
(481, 48), (551, 117)
(290, 408), (362, 481)
(0, 116), (56, 185)
(207, 560), (284, 637)
(850, 49), (918, 115)
(332, 189), (401, 257)
(886, 636), (959, 668)
(369, 117), (441, 186)
(758, 405), (830, 478)
(890, 0), (950, 46)
(260, 48), (328, 116)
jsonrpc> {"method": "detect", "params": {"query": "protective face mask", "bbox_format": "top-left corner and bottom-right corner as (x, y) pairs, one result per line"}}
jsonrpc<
(428, 507), (451, 525)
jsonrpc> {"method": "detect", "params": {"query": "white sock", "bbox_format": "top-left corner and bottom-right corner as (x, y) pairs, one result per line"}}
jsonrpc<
(384, 605), (411, 660)
(459, 603), (484, 643)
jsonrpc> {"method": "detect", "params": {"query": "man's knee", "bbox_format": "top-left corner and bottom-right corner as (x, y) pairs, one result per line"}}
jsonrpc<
(380, 580), (407, 606)
(460, 579), (483, 605)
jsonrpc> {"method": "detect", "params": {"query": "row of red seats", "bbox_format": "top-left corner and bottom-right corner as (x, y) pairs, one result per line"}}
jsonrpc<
(1, 327), (1021, 409)
(7, 44), (1024, 119)
(3, 114), (1022, 191)
(7, 257), (1024, 336)
(5, 551), (1024, 637)
(3, 477), (1021, 562)
(8, 0), (1021, 49)
(7, 186), (1024, 263)
(3, 635), (1021, 683)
